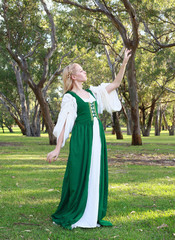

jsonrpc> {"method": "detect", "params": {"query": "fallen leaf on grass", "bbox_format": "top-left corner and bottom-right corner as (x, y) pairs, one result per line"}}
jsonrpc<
(22, 230), (32, 232)
(130, 211), (136, 214)
(157, 223), (168, 229)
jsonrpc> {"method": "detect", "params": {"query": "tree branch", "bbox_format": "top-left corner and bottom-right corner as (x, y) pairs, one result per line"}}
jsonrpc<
(24, 41), (41, 59)
(156, 81), (175, 94)
(3, 2), (36, 90)
(0, 93), (21, 120)
(43, 49), (74, 92)
(138, 46), (160, 53)
(121, 0), (139, 48)
(94, 0), (128, 46)
(155, 15), (175, 27)
(143, 21), (175, 49)
(54, 0), (128, 46)
(39, 0), (57, 88)
(54, 0), (103, 13)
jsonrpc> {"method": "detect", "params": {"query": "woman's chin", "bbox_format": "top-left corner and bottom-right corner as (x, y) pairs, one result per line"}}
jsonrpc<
(81, 78), (87, 82)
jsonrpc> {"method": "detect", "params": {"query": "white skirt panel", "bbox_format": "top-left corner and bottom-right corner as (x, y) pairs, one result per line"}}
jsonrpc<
(71, 117), (101, 228)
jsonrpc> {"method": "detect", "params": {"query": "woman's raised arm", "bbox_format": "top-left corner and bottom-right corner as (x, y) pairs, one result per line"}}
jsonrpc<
(105, 49), (132, 94)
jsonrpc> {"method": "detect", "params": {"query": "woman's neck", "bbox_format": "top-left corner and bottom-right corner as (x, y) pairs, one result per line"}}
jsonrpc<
(72, 81), (83, 93)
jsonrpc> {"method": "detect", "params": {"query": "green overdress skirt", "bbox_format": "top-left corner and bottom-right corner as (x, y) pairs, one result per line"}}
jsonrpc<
(51, 90), (112, 229)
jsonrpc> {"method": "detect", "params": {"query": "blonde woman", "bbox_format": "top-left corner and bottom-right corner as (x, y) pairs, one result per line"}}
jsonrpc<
(47, 49), (131, 229)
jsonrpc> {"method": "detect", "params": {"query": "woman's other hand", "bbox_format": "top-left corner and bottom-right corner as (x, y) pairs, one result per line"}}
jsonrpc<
(47, 149), (59, 163)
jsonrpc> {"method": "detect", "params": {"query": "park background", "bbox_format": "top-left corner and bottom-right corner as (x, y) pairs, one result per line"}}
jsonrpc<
(0, 0), (175, 239)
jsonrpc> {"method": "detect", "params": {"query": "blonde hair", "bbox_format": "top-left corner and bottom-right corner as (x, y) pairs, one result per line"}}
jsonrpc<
(63, 63), (79, 93)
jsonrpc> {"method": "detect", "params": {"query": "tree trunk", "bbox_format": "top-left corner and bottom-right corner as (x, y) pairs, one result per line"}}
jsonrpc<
(159, 106), (163, 134)
(100, 110), (110, 131)
(169, 126), (174, 136)
(104, 45), (123, 137)
(126, 110), (132, 135)
(1, 124), (5, 133)
(33, 88), (56, 144)
(126, 53), (142, 145)
(142, 100), (156, 136)
(112, 112), (123, 139)
(36, 109), (41, 136)
(14, 117), (26, 135)
(140, 105), (146, 135)
(4, 123), (14, 133)
(13, 64), (31, 136)
(126, 107), (132, 135)
(31, 103), (41, 137)
(0, 96), (26, 135)
(8, 126), (13, 133)
(163, 113), (168, 129)
(155, 105), (160, 136)
(41, 117), (45, 131)
(168, 105), (175, 136)
(123, 105), (132, 135)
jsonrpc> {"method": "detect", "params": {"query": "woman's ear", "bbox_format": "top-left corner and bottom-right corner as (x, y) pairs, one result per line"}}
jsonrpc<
(71, 74), (76, 81)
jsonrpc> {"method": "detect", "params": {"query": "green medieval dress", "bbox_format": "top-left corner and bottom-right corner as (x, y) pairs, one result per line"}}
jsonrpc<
(52, 83), (121, 229)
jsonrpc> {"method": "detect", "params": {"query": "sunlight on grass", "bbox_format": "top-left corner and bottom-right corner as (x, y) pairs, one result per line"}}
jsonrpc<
(2, 164), (65, 169)
(0, 128), (175, 240)
(112, 209), (175, 223)
(1, 155), (45, 160)
(109, 182), (175, 197)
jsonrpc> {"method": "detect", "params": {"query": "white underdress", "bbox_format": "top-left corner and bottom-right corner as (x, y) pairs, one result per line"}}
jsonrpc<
(53, 83), (122, 229)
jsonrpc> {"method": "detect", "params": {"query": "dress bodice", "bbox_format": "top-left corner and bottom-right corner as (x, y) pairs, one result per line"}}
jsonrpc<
(66, 89), (99, 124)
(53, 84), (122, 147)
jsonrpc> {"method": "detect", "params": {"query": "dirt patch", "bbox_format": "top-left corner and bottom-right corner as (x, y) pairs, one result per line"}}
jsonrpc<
(0, 142), (23, 147)
(109, 153), (175, 166)
(107, 142), (130, 146)
(109, 158), (175, 166)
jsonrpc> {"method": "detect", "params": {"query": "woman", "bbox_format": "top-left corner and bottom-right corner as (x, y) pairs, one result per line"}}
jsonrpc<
(47, 49), (131, 229)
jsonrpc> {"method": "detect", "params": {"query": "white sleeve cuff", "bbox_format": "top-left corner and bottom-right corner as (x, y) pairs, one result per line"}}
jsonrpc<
(89, 83), (122, 114)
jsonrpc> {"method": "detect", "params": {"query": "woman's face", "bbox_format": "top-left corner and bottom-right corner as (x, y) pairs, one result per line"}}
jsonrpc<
(72, 64), (87, 82)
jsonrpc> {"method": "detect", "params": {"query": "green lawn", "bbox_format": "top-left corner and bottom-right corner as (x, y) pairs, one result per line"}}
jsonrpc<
(0, 128), (175, 240)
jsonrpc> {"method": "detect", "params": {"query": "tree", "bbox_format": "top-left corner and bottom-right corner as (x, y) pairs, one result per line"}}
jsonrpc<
(0, 104), (14, 133)
(1, 0), (76, 144)
(138, 0), (175, 53)
(53, 0), (142, 145)
(135, 47), (175, 136)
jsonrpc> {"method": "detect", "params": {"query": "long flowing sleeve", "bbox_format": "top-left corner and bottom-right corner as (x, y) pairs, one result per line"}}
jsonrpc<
(53, 93), (77, 148)
(89, 83), (122, 114)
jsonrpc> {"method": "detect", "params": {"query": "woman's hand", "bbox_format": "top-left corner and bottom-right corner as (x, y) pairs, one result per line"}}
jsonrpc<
(47, 149), (59, 163)
(123, 48), (132, 64)
(105, 48), (132, 93)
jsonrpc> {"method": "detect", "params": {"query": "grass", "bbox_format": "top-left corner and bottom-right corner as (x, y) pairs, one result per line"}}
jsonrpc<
(0, 127), (175, 240)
